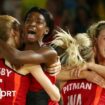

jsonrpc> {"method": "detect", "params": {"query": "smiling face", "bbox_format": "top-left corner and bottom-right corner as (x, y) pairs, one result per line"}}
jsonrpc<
(96, 29), (105, 58)
(23, 12), (49, 43)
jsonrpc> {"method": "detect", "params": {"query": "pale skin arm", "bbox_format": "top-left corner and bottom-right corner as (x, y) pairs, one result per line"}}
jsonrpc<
(57, 67), (105, 88)
(20, 64), (60, 102)
(87, 62), (105, 78)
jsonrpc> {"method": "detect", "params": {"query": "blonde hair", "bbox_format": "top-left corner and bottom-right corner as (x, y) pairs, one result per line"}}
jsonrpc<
(87, 21), (105, 43)
(51, 28), (85, 68)
(0, 15), (20, 41)
(75, 33), (94, 62)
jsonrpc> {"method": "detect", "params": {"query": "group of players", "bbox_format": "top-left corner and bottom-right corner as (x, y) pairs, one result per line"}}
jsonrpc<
(0, 6), (105, 105)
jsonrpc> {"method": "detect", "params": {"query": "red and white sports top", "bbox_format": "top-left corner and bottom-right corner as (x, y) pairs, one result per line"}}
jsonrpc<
(61, 79), (105, 105)
(29, 71), (58, 105)
(29, 45), (57, 92)
(0, 59), (30, 105)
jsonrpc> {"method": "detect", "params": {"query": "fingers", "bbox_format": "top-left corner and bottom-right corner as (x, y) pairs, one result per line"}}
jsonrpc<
(88, 71), (105, 88)
(47, 56), (61, 76)
(72, 67), (81, 78)
(49, 70), (60, 76)
(70, 68), (79, 79)
(75, 67), (80, 78)
(47, 64), (61, 76)
(49, 56), (61, 68)
(93, 75), (105, 88)
(47, 65), (61, 73)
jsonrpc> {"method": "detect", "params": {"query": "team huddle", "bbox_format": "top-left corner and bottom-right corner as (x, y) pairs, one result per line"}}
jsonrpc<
(0, 6), (105, 105)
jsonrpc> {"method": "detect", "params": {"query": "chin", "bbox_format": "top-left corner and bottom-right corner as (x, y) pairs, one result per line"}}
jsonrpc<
(27, 40), (36, 44)
(100, 54), (105, 58)
(26, 38), (34, 42)
(103, 55), (105, 58)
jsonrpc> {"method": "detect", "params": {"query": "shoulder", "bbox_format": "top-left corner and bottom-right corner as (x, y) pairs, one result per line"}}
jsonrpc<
(37, 46), (57, 57)
(39, 46), (58, 65)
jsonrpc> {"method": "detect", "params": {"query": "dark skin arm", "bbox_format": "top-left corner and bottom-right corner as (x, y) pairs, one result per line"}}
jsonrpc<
(0, 39), (57, 66)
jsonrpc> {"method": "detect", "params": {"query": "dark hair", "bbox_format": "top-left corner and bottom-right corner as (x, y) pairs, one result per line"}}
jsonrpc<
(23, 7), (54, 38)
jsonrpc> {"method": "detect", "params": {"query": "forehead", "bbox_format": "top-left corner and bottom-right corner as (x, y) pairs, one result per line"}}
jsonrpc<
(99, 29), (105, 37)
(26, 12), (45, 21)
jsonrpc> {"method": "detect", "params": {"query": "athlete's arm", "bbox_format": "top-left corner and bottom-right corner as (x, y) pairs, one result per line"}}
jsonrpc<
(0, 39), (57, 66)
(47, 57), (61, 76)
(0, 39), (61, 76)
(57, 68), (105, 88)
(87, 62), (105, 78)
(20, 64), (60, 101)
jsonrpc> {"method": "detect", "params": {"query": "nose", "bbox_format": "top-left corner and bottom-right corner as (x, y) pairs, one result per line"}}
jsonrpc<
(31, 22), (36, 26)
(30, 21), (36, 27)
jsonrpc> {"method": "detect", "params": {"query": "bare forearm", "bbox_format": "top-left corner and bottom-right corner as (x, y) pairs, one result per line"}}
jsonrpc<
(0, 39), (57, 66)
(57, 69), (105, 87)
(57, 70), (85, 80)
(57, 69), (103, 80)
(0, 41), (35, 65)
(29, 65), (60, 101)
(0, 40), (44, 65)
(11, 50), (45, 64)
(57, 65), (87, 80)
(88, 62), (105, 78)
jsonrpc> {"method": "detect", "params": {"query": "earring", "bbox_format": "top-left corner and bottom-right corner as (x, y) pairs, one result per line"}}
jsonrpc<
(45, 30), (48, 34)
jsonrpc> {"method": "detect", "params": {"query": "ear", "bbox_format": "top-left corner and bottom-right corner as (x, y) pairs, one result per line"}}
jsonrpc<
(93, 37), (97, 45)
(9, 29), (15, 37)
(12, 29), (19, 37)
(44, 27), (49, 35)
(93, 46), (96, 53)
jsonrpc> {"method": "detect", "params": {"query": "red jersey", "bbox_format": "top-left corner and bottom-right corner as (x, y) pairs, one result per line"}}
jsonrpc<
(0, 59), (30, 105)
(61, 79), (105, 105)
(29, 71), (58, 105)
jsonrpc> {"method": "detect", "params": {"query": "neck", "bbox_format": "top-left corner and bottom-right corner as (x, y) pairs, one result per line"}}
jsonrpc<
(0, 54), (3, 59)
(25, 41), (43, 51)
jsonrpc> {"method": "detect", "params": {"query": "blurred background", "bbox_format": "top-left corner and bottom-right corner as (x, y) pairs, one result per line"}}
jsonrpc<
(1, 0), (105, 36)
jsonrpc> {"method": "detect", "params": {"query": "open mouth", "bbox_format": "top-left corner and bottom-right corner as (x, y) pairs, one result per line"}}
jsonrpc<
(27, 30), (36, 40)
(28, 30), (36, 35)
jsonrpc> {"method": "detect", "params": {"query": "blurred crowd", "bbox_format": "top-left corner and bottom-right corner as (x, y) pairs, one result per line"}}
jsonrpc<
(0, 0), (105, 36)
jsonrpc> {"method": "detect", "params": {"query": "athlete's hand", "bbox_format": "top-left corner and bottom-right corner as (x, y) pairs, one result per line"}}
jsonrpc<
(68, 64), (87, 79)
(69, 67), (80, 79)
(76, 62), (90, 78)
(77, 63), (88, 77)
(47, 57), (61, 76)
(60, 65), (82, 79)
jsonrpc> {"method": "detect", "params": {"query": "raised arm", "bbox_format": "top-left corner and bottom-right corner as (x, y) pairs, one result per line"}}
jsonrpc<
(19, 64), (60, 101)
(0, 39), (57, 66)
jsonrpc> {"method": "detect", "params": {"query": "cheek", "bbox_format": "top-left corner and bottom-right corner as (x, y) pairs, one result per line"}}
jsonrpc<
(15, 37), (20, 47)
(99, 39), (105, 48)
(37, 24), (46, 31)
(37, 31), (45, 39)
(37, 27), (46, 36)
(97, 41), (105, 55)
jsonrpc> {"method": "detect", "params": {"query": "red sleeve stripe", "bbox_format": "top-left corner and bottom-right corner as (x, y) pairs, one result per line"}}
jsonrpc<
(92, 86), (102, 105)
(12, 74), (21, 105)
